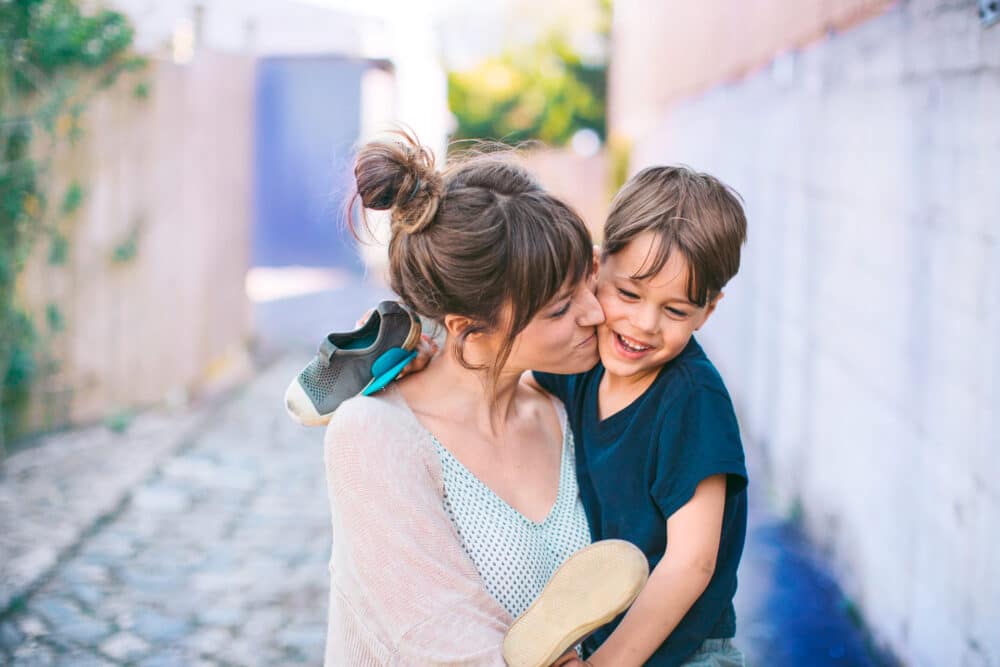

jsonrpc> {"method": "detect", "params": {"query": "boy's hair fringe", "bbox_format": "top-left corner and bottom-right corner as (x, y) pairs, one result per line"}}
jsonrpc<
(602, 166), (747, 307)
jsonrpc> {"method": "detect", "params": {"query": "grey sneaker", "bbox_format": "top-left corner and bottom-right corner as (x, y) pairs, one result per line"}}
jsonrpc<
(284, 301), (421, 426)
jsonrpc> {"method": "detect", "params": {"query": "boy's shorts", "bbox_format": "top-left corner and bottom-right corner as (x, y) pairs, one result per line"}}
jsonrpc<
(681, 638), (745, 667)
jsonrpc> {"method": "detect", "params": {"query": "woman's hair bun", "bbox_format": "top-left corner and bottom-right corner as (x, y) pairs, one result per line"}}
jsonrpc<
(354, 130), (443, 234)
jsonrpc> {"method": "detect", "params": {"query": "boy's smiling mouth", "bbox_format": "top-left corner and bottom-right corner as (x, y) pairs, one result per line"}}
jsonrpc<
(612, 331), (655, 356)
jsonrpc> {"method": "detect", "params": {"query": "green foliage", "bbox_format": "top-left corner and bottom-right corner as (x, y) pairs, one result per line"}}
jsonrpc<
(103, 408), (134, 434)
(61, 181), (82, 214)
(0, 307), (37, 442)
(1, 308), (37, 393)
(448, 22), (608, 147)
(3, 0), (135, 88)
(0, 0), (140, 450)
(48, 230), (68, 265)
(110, 222), (141, 264)
(45, 303), (63, 332)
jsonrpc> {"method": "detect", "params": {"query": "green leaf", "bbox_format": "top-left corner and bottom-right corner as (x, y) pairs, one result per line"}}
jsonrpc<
(123, 55), (148, 72)
(133, 81), (150, 100)
(111, 224), (141, 264)
(104, 409), (135, 433)
(48, 233), (69, 265)
(45, 303), (64, 332)
(2, 309), (38, 392)
(61, 182), (83, 215)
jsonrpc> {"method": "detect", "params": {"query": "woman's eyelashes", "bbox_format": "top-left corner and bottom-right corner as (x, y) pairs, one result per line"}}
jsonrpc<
(549, 300), (572, 318)
(617, 287), (639, 301)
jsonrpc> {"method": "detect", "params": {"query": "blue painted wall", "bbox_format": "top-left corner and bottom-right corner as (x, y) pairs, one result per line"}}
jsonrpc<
(253, 56), (368, 271)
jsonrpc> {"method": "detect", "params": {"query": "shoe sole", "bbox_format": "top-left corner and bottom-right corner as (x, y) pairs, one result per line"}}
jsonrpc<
(284, 311), (422, 427)
(502, 540), (649, 667)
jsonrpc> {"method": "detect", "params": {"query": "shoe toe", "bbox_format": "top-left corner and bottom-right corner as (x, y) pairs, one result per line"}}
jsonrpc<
(285, 379), (325, 426)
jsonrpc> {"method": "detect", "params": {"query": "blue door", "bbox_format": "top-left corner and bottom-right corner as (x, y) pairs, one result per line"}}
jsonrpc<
(253, 56), (369, 271)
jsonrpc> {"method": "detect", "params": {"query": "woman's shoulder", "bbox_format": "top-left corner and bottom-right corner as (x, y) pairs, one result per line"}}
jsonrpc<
(328, 390), (409, 425)
(323, 390), (434, 467)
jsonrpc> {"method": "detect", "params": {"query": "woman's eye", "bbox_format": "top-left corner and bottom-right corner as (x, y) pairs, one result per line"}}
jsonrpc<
(550, 302), (571, 318)
(617, 288), (638, 300)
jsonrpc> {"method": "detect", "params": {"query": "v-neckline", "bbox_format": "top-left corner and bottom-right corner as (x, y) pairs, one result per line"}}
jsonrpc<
(385, 384), (571, 525)
(432, 426), (570, 527)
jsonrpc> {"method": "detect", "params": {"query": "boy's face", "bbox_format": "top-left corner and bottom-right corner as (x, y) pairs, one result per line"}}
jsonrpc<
(596, 231), (720, 383)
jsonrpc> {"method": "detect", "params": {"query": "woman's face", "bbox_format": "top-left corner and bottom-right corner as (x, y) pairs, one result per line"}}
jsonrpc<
(505, 275), (605, 375)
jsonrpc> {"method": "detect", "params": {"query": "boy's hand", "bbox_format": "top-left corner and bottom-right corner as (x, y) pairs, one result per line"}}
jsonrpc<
(354, 309), (438, 380)
(552, 648), (586, 666)
(396, 333), (438, 379)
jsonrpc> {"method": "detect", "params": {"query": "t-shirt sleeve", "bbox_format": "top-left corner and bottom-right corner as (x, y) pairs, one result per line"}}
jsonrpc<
(531, 370), (572, 404)
(649, 383), (748, 520)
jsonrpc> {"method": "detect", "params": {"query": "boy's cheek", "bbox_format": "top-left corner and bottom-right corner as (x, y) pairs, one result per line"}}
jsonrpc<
(594, 326), (615, 357)
(594, 285), (618, 315)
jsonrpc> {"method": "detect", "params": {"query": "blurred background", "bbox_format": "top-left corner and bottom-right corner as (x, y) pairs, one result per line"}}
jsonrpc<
(0, 0), (997, 665)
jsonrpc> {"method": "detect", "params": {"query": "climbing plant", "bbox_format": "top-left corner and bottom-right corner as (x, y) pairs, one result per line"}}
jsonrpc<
(0, 0), (145, 454)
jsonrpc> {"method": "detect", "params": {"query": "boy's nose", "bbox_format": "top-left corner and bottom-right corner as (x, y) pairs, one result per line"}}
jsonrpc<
(633, 306), (660, 334)
(577, 287), (605, 327)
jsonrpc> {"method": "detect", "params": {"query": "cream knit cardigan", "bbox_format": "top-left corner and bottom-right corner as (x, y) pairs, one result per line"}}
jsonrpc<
(323, 387), (514, 665)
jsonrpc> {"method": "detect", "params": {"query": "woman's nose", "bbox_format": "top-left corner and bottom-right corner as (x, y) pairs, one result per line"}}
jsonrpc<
(577, 286), (605, 327)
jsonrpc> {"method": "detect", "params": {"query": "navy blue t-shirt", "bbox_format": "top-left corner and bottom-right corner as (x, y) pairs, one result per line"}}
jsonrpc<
(534, 336), (748, 666)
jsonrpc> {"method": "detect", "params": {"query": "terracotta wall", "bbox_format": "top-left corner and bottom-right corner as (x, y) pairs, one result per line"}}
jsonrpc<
(610, 0), (896, 140)
(17, 52), (255, 434)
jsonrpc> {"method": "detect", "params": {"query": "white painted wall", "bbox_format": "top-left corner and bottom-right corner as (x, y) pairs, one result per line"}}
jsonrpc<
(626, 3), (999, 665)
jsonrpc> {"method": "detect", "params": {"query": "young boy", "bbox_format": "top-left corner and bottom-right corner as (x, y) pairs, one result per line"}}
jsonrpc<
(532, 165), (749, 666)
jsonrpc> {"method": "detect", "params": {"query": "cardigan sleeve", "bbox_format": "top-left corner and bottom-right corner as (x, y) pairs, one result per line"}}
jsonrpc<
(323, 394), (511, 665)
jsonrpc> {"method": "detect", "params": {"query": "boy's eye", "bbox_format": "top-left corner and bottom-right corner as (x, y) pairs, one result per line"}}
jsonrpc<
(617, 288), (639, 300)
(665, 307), (688, 317)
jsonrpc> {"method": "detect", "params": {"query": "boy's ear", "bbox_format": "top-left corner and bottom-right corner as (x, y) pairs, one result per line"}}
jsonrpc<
(696, 292), (724, 330)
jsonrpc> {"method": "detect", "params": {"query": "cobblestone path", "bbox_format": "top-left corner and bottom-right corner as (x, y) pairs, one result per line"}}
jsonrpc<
(1, 358), (330, 666)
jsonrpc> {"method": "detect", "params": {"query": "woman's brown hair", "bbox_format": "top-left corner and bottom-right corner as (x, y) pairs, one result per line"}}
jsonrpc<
(350, 131), (592, 397)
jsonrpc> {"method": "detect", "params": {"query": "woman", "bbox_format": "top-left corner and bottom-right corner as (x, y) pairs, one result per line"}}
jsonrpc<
(323, 133), (610, 665)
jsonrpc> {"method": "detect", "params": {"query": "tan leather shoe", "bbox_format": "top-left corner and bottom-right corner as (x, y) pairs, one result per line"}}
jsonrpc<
(503, 539), (649, 667)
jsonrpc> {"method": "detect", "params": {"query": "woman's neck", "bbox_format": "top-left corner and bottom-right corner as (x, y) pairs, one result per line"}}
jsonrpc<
(401, 338), (523, 436)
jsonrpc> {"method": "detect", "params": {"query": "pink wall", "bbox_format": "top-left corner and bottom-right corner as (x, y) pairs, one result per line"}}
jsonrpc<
(610, 0), (896, 140)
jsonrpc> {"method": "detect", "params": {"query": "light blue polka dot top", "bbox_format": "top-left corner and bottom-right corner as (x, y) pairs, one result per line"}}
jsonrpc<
(432, 412), (592, 619)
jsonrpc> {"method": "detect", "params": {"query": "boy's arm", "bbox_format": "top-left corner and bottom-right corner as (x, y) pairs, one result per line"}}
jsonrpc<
(585, 475), (728, 667)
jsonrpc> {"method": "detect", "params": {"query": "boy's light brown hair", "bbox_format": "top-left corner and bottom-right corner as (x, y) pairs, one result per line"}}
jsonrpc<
(602, 165), (747, 307)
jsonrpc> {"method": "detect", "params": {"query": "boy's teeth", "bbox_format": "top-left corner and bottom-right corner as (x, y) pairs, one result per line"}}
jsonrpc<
(617, 333), (650, 352)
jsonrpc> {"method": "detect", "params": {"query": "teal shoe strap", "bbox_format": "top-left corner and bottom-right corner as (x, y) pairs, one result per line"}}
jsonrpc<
(362, 348), (418, 396)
